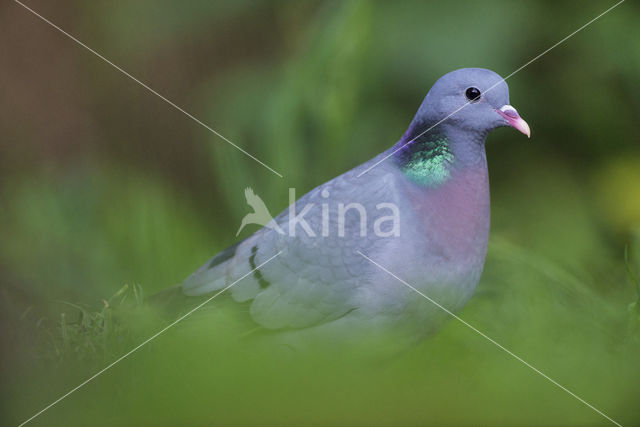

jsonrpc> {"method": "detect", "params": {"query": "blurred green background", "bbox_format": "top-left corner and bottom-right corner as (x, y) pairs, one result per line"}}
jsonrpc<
(1, 1), (639, 425)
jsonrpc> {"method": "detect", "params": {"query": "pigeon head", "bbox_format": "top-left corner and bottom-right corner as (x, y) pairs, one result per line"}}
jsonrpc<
(394, 68), (530, 187)
(415, 68), (530, 138)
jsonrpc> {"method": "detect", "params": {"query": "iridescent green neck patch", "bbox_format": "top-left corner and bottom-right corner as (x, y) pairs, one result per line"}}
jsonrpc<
(397, 135), (454, 187)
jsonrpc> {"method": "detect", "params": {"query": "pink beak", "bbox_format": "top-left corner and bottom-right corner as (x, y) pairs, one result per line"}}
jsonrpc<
(496, 105), (530, 138)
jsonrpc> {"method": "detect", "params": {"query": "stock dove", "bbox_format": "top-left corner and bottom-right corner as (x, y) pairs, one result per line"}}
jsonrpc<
(182, 68), (530, 345)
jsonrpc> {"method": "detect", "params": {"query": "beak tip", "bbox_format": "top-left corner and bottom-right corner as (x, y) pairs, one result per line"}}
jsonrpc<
(522, 122), (531, 138)
(497, 105), (530, 139)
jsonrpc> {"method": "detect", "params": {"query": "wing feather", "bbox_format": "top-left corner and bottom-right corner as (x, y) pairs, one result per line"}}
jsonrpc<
(182, 162), (400, 330)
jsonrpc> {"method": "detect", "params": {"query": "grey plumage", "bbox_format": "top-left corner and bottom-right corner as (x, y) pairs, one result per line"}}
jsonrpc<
(182, 68), (529, 344)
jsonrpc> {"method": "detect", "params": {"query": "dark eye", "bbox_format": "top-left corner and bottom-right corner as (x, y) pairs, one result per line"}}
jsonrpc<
(465, 87), (481, 102)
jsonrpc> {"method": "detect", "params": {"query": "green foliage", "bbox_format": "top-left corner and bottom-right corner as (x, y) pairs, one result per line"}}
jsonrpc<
(46, 283), (145, 362)
(2, 1), (640, 425)
(0, 164), (214, 298)
(9, 239), (640, 425)
(624, 241), (640, 341)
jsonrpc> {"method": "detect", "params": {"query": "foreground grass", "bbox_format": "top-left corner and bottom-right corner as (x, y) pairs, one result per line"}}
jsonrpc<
(2, 237), (639, 426)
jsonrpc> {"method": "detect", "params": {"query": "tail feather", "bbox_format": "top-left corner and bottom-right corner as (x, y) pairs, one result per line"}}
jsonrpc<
(182, 266), (227, 296)
(181, 237), (260, 301)
(182, 239), (245, 296)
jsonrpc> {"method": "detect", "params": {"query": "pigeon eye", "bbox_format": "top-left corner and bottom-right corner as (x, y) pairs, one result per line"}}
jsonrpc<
(465, 87), (481, 102)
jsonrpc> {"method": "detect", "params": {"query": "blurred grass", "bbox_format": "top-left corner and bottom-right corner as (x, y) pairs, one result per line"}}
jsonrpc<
(4, 235), (639, 425)
(1, 0), (640, 425)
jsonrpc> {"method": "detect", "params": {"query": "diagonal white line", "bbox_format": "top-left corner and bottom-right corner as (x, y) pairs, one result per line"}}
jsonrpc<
(13, 0), (284, 179)
(498, 0), (625, 84)
(357, 0), (625, 178)
(357, 250), (622, 427)
(18, 250), (283, 427)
